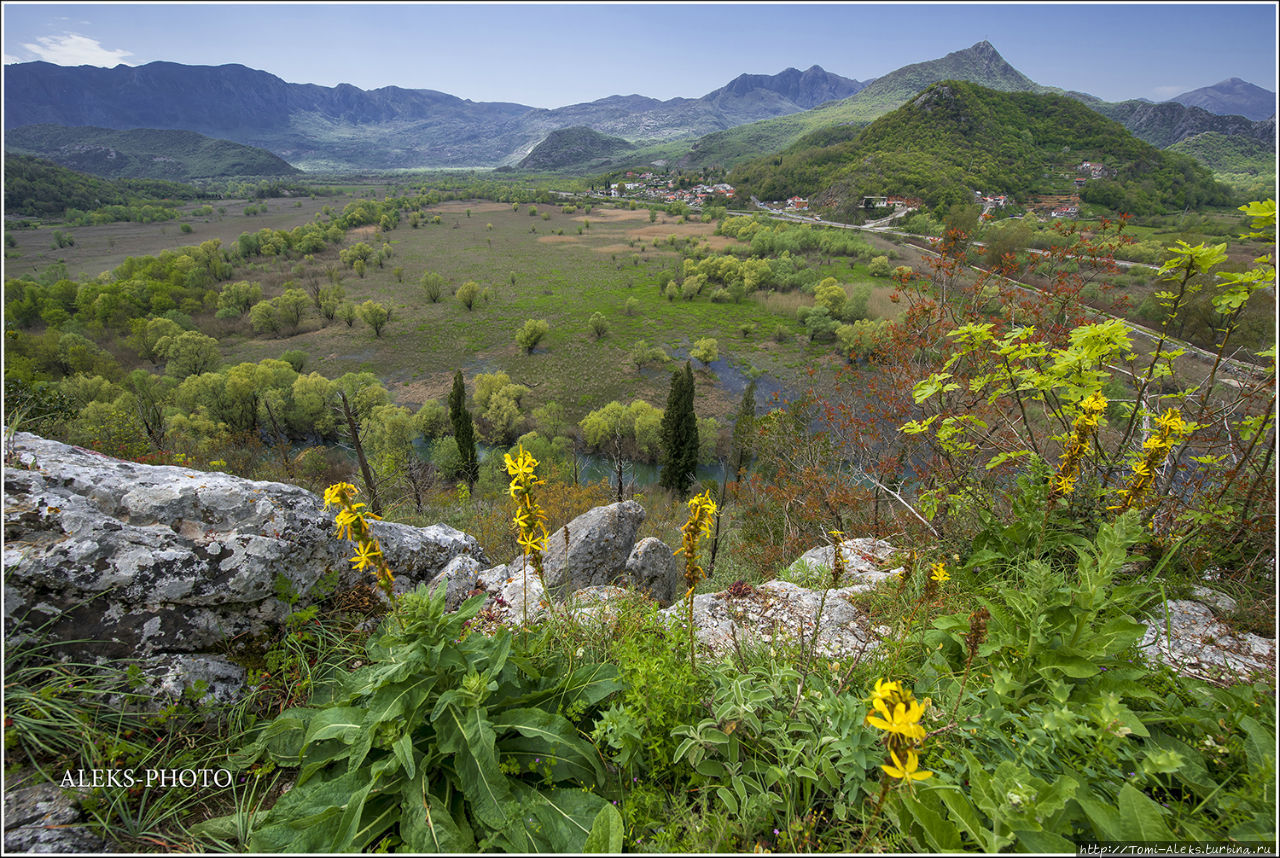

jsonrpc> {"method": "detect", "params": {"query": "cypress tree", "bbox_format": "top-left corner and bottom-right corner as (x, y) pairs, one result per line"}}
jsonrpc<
(660, 361), (699, 496)
(448, 370), (479, 487)
(729, 379), (757, 486)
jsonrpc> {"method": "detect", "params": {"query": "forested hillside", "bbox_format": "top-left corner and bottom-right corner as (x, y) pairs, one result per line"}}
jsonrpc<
(6, 125), (301, 181)
(4, 154), (207, 218)
(731, 81), (1235, 217)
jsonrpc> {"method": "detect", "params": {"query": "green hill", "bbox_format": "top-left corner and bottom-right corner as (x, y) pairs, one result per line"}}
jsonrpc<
(732, 81), (1235, 218)
(679, 40), (1047, 169)
(3, 153), (205, 218)
(5, 124), (300, 181)
(1167, 131), (1277, 198)
(517, 126), (636, 170)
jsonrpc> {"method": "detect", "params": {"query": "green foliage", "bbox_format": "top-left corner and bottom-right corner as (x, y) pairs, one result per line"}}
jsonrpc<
(448, 370), (479, 487)
(357, 300), (392, 338)
(659, 362), (699, 496)
(230, 584), (623, 853)
(516, 318), (550, 354)
(456, 280), (480, 311)
(691, 337), (719, 366)
(3, 153), (205, 219)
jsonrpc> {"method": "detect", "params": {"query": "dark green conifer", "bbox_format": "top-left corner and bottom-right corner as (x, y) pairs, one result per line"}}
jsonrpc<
(660, 361), (699, 496)
(448, 370), (479, 487)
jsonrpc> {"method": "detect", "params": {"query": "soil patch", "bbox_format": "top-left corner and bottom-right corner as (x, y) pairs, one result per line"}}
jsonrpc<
(536, 235), (583, 244)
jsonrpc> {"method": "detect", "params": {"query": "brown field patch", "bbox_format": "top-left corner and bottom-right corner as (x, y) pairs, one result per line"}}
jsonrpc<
(433, 201), (511, 214)
(574, 208), (648, 223)
(593, 243), (635, 254)
(350, 225), (379, 239)
(388, 376), (455, 406)
(537, 235), (583, 244)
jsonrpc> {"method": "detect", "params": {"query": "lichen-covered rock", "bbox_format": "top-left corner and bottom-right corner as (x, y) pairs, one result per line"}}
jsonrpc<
(625, 537), (681, 606)
(3, 772), (107, 854)
(786, 537), (900, 586)
(540, 501), (645, 599)
(1139, 599), (1275, 683)
(660, 580), (882, 661)
(3, 432), (485, 701)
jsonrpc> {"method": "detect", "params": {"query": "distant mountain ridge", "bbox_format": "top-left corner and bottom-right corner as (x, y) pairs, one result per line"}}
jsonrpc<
(1170, 78), (1276, 121)
(3, 60), (865, 169)
(4, 124), (300, 180)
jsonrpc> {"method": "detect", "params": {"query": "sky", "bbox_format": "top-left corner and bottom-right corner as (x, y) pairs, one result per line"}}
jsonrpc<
(2, 2), (1277, 109)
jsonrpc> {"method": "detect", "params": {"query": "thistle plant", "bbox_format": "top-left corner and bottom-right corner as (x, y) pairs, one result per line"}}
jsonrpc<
(674, 490), (717, 669)
(505, 444), (548, 624)
(1110, 408), (1189, 514)
(323, 482), (394, 597)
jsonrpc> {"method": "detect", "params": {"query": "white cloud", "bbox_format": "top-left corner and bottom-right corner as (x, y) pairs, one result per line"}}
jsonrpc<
(20, 33), (133, 66)
(3, 53), (23, 65)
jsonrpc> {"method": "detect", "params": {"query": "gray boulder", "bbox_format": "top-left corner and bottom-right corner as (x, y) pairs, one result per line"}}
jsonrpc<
(3, 432), (485, 702)
(3, 772), (107, 853)
(539, 500), (646, 599)
(625, 536), (681, 606)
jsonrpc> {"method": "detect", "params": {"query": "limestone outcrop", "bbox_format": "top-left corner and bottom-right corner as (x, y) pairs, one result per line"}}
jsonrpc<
(3, 432), (485, 701)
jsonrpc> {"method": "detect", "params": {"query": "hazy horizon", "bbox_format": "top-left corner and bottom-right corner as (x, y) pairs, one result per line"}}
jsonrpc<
(2, 2), (1276, 111)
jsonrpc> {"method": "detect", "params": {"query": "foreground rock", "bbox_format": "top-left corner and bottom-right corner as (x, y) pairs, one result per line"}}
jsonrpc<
(1139, 597), (1275, 684)
(3, 770), (106, 854)
(428, 500), (683, 611)
(3, 432), (485, 702)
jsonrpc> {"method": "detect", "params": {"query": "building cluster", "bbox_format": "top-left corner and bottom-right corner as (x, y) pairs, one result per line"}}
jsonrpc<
(611, 171), (735, 206)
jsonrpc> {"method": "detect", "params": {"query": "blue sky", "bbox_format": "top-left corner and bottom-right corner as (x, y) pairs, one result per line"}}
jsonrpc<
(2, 2), (1276, 109)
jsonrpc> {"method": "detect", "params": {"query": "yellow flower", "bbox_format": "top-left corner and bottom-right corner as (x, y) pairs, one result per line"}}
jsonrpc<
(929, 562), (950, 583)
(349, 540), (381, 572)
(871, 678), (903, 702)
(866, 697), (928, 742)
(882, 749), (932, 781)
(333, 508), (360, 542)
(323, 482), (358, 509)
(504, 446), (538, 481)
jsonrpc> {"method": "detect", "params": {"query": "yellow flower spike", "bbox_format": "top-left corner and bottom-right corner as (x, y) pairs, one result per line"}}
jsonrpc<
(929, 562), (950, 583)
(871, 678), (903, 702)
(882, 749), (932, 781)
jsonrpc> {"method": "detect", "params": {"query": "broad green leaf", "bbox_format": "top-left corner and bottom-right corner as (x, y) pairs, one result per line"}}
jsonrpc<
(1075, 795), (1124, 841)
(582, 802), (624, 853)
(435, 704), (512, 829)
(500, 783), (611, 853)
(1116, 783), (1175, 840)
(492, 707), (605, 785)
(714, 786), (738, 815)
(900, 788), (962, 851)
(934, 786), (987, 848)
(400, 771), (475, 853)
(302, 707), (367, 747)
(1036, 652), (1100, 678)
(393, 731), (416, 781)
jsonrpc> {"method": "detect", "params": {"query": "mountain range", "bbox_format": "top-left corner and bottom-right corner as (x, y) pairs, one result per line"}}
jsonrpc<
(3, 60), (865, 170)
(1171, 78), (1276, 122)
(3, 44), (1273, 174)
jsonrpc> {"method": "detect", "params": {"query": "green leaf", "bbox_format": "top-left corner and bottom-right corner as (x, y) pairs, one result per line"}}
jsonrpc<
(934, 786), (987, 848)
(189, 812), (244, 842)
(495, 783), (610, 853)
(582, 802), (624, 853)
(492, 707), (605, 785)
(1075, 795), (1124, 841)
(302, 707), (367, 747)
(715, 786), (739, 815)
(435, 704), (512, 830)
(1036, 652), (1100, 678)
(1116, 783), (1175, 840)
(393, 731), (416, 781)
(900, 788), (962, 851)
(400, 771), (476, 853)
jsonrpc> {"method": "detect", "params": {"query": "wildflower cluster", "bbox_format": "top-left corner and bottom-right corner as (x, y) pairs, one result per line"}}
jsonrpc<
(1111, 408), (1189, 513)
(675, 490), (717, 670)
(1050, 391), (1108, 499)
(866, 679), (932, 782)
(505, 445), (548, 616)
(675, 490), (718, 595)
(324, 482), (394, 596)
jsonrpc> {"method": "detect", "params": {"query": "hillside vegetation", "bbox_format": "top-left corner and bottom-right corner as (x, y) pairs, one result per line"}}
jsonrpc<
(6, 124), (300, 181)
(731, 81), (1235, 217)
(3, 153), (207, 218)
(1167, 131), (1277, 198)
(518, 126), (636, 170)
